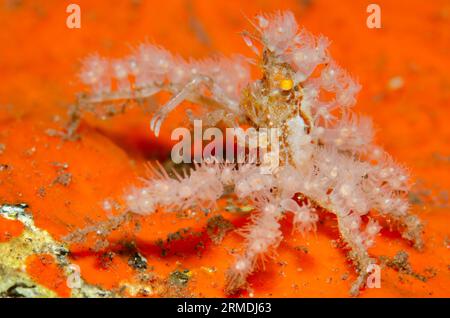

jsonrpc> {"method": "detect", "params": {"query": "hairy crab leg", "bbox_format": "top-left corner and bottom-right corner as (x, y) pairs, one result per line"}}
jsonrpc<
(337, 214), (376, 296)
(150, 75), (212, 136)
(385, 212), (424, 251)
(62, 212), (134, 245)
(62, 161), (230, 245)
(225, 202), (283, 295)
(79, 85), (162, 105)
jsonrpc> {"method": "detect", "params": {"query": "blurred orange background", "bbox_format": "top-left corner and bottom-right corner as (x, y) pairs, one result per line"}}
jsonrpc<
(0, 0), (449, 297)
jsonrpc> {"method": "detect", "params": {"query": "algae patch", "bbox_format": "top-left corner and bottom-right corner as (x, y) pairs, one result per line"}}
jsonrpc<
(0, 203), (112, 298)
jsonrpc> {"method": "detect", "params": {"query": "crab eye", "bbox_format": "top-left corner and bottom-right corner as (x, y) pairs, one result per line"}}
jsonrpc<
(279, 78), (294, 91)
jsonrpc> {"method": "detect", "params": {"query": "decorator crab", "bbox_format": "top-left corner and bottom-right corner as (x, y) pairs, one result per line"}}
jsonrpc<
(67, 11), (423, 296)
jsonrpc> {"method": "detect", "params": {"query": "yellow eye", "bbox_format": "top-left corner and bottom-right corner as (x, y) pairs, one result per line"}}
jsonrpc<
(280, 78), (293, 91)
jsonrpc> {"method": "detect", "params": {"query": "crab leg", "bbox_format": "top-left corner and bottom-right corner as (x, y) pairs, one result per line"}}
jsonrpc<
(337, 214), (376, 296)
(150, 75), (212, 136)
(225, 202), (283, 295)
